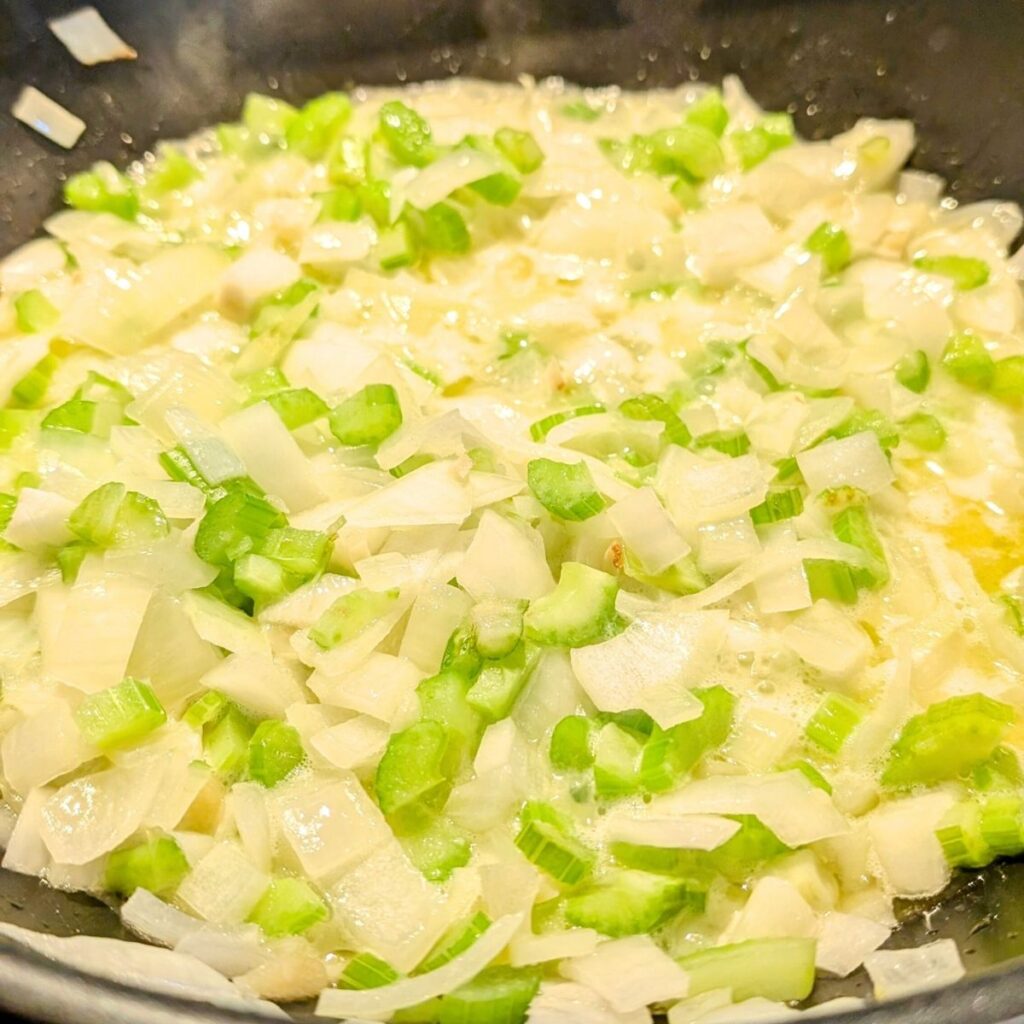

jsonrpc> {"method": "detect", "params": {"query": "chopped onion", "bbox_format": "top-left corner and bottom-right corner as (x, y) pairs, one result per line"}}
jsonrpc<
(184, 591), (270, 655)
(176, 841), (269, 925)
(342, 460), (471, 528)
(121, 888), (204, 947)
(0, 702), (94, 796)
(528, 980), (653, 1024)
(174, 924), (270, 978)
(48, 7), (136, 64)
(863, 939), (964, 1000)
(570, 610), (726, 728)
(726, 877), (818, 943)
(299, 221), (376, 269)
(815, 911), (890, 977)
(608, 487), (690, 575)
(309, 715), (388, 770)
(509, 929), (602, 967)
(652, 771), (850, 847)
(796, 431), (894, 496)
(309, 652), (422, 722)
(200, 652), (305, 719)
(401, 148), (505, 213)
(457, 508), (555, 600)
(2, 787), (52, 876)
(561, 935), (689, 1013)
(867, 791), (955, 897)
(12, 86), (86, 149)
(782, 601), (873, 680)
(4, 489), (75, 551)
(315, 912), (523, 1017)
(601, 812), (740, 851)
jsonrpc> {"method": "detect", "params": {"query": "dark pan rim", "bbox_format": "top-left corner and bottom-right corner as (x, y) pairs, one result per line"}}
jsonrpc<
(2, 929), (1024, 1024)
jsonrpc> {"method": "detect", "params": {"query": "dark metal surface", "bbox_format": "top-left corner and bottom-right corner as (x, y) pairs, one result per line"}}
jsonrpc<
(2, 0), (1024, 1020)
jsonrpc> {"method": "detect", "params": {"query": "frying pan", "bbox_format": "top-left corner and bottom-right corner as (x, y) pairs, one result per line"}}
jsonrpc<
(1, 0), (1024, 1021)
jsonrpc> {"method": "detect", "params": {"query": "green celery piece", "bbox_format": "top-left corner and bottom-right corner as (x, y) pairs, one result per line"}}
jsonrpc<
(41, 397), (96, 434)
(564, 869), (704, 936)
(248, 877), (329, 936)
(264, 387), (329, 429)
(914, 254), (990, 290)
(0, 409), (38, 449)
(105, 836), (189, 898)
(992, 355), (1024, 405)
(183, 690), (230, 730)
(679, 937), (816, 1002)
(618, 393), (692, 447)
(379, 101), (436, 167)
(1001, 595), (1024, 638)
(470, 600), (524, 659)
(242, 93), (298, 141)
(376, 721), (452, 818)
(592, 722), (644, 799)
(895, 349), (931, 393)
(979, 794), (1024, 857)
(670, 177), (700, 210)
(623, 550), (707, 597)
(935, 800), (993, 869)
(883, 694), (1015, 787)
(310, 588), (399, 649)
(248, 720), (305, 787)
(971, 745), (1023, 791)
(400, 816), (471, 883)
(785, 758), (833, 794)
(142, 147), (200, 197)
(514, 802), (594, 886)
(561, 100), (602, 122)
(0, 493), (16, 535)
(805, 221), (852, 274)
(327, 135), (369, 185)
(529, 403), (605, 441)
(286, 92), (352, 159)
(357, 179), (392, 227)
(258, 526), (330, 577)
(417, 671), (483, 760)
(731, 113), (795, 171)
(693, 430), (751, 457)
(827, 407), (900, 451)
(466, 643), (535, 721)
(340, 953), (401, 990)
(805, 693), (865, 754)
(437, 966), (540, 1024)
(638, 685), (735, 792)
(832, 504), (889, 589)
(686, 89), (729, 137)
(64, 166), (139, 220)
(329, 383), (403, 446)
(526, 458), (606, 522)
(750, 488), (804, 526)
(549, 715), (597, 771)
(900, 412), (946, 451)
(644, 124), (724, 181)
(56, 542), (89, 583)
(440, 622), (484, 682)
(14, 291), (59, 334)
(193, 490), (287, 568)
(378, 220), (419, 271)
(494, 127), (544, 174)
(10, 353), (59, 407)
(204, 704), (256, 781)
(942, 331), (995, 390)
(523, 562), (620, 648)
(316, 185), (362, 222)
(406, 202), (471, 254)
(74, 677), (166, 750)
(804, 559), (859, 604)
(417, 911), (491, 974)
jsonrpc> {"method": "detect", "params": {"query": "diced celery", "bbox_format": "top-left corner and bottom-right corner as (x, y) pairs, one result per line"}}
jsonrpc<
(258, 526), (330, 577)
(242, 93), (298, 141)
(329, 383), (403, 446)
(193, 490), (287, 567)
(204, 704), (256, 781)
(980, 794), (1024, 857)
(805, 693), (865, 754)
(942, 331), (995, 389)
(803, 559), (859, 604)
(407, 202), (471, 254)
(564, 869), (703, 936)
(248, 720), (305, 787)
(529, 403), (606, 441)
(0, 409), (37, 449)
(883, 694), (1015, 787)
(357, 178), (392, 226)
(592, 722), (644, 800)
(832, 504), (889, 589)
(895, 349), (931, 393)
(56, 542), (89, 583)
(470, 601), (524, 660)
(623, 551), (707, 597)
(248, 877), (329, 936)
(41, 398), (97, 434)
(376, 721), (452, 817)
(786, 758), (833, 794)
(645, 124), (724, 181)
(1001, 594), (1024, 637)
(466, 643), (535, 721)
(494, 127), (545, 174)
(377, 220), (419, 269)
(936, 800), (993, 868)
(549, 715), (597, 771)
(679, 937), (816, 1002)
(418, 911), (491, 974)
(286, 92), (352, 159)
(340, 952), (401, 990)
(142, 147), (200, 197)
(805, 221), (852, 274)
(731, 113), (795, 170)
(74, 677), (167, 750)
(693, 430), (751, 458)
(379, 101), (436, 167)
(527, 459), (606, 522)
(561, 100), (602, 122)
(10, 352), (58, 408)
(514, 802), (594, 886)
(438, 966), (540, 1024)
(317, 185), (362, 222)
(264, 387), (329, 429)
(105, 836), (189, 898)
(914, 254), (990, 290)
(183, 690), (230, 730)
(400, 816), (471, 882)
(440, 622), (484, 682)
(14, 291), (59, 334)
(64, 166), (139, 220)
(750, 488), (804, 525)
(328, 135), (369, 185)
(418, 671), (483, 758)
(523, 562), (620, 647)
(900, 412), (947, 451)
(311, 588), (400, 649)
(670, 177), (700, 210)
(992, 355), (1024, 404)
(686, 89), (729, 137)
(827, 407), (900, 451)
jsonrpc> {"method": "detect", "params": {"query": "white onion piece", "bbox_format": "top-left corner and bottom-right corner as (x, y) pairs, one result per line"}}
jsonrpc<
(528, 980), (654, 1024)
(4, 489), (75, 551)
(509, 929), (602, 967)
(651, 771), (850, 847)
(310, 652), (422, 722)
(682, 202), (778, 284)
(898, 170), (944, 205)
(401, 148), (505, 213)
(176, 842), (270, 925)
(723, 706), (801, 772)
(782, 601), (873, 680)
(314, 912), (523, 1017)
(0, 238), (67, 293)
(121, 888), (203, 947)
(2, 787), (52, 875)
(561, 935), (689, 1013)
(309, 715), (388, 770)
(342, 460), (471, 528)
(867, 791), (955, 897)
(457, 508), (554, 600)
(608, 487), (690, 574)
(174, 924), (270, 978)
(219, 248), (301, 316)
(815, 911), (890, 977)
(863, 939), (964, 1000)
(601, 812), (740, 851)
(0, 702), (94, 796)
(726, 877), (818, 942)
(299, 221), (376, 268)
(184, 591), (268, 654)
(12, 86), (86, 148)
(570, 611), (726, 728)
(200, 652), (304, 718)
(261, 573), (358, 629)
(661, 450), (768, 526)
(49, 7), (136, 64)
(225, 783), (272, 872)
(796, 431), (894, 495)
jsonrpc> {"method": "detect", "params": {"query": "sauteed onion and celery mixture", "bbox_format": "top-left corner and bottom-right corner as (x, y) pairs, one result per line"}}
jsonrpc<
(1, 76), (1024, 1022)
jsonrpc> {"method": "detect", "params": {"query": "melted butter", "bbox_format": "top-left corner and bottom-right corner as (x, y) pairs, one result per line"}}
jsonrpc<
(941, 503), (1024, 593)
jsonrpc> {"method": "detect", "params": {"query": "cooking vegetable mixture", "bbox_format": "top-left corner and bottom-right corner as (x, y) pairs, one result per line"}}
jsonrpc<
(0, 75), (1023, 1022)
